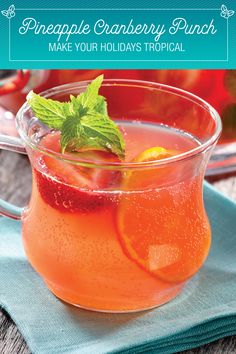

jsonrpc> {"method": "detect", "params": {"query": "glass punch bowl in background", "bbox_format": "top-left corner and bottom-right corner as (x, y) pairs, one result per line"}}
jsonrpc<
(0, 69), (235, 176)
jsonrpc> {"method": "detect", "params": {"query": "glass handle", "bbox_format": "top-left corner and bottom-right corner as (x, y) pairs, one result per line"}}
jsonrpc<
(0, 134), (26, 154)
(0, 134), (27, 220)
(206, 142), (236, 176)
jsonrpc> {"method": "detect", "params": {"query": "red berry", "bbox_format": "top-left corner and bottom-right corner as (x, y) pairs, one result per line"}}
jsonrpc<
(34, 134), (121, 213)
(35, 168), (109, 213)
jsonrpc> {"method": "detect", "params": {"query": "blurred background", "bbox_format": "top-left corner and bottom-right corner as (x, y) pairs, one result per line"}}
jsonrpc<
(0, 69), (236, 175)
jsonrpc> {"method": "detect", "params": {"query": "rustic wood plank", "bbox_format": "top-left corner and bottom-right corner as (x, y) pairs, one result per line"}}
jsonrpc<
(1, 149), (236, 354)
(0, 310), (29, 354)
(0, 150), (31, 206)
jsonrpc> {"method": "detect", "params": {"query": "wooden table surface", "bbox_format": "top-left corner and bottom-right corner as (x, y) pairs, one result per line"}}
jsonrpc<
(1, 150), (236, 354)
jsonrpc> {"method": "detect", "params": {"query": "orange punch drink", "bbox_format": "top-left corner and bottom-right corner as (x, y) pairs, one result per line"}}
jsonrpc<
(16, 78), (221, 312)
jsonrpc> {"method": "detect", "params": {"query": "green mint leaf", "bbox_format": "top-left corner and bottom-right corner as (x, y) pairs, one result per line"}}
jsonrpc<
(27, 75), (125, 159)
(60, 115), (84, 153)
(27, 91), (70, 129)
(94, 95), (108, 115)
(60, 112), (125, 158)
(69, 95), (89, 117)
(76, 75), (104, 108)
(70, 93), (107, 116)
(60, 115), (103, 154)
(81, 113), (125, 158)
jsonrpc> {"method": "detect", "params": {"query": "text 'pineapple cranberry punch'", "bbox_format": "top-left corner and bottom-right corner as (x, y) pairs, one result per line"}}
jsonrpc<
(0, 76), (222, 312)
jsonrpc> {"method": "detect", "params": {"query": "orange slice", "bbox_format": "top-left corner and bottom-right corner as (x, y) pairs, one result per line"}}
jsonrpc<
(117, 147), (211, 284)
(133, 146), (173, 162)
(122, 147), (176, 190)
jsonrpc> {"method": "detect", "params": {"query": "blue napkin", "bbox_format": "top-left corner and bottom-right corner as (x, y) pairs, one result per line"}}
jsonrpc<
(1, 182), (236, 354)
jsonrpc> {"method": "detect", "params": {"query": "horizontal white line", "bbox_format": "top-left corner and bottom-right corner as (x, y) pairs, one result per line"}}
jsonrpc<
(16, 8), (220, 11)
(9, 59), (228, 62)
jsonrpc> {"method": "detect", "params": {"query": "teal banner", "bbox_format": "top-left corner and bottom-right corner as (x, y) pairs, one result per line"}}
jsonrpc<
(0, 0), (236, 68)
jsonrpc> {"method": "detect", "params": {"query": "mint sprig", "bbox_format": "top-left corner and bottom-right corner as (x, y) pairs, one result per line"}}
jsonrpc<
(27, 75), (125, 158)
(27, 92), (70, 129)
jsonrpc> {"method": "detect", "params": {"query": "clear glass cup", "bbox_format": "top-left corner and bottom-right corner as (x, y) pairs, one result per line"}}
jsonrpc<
(0, 80), (221, 312)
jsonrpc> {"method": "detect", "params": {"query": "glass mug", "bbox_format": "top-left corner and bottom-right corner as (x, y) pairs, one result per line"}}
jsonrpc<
(0, 80), (221, 312)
